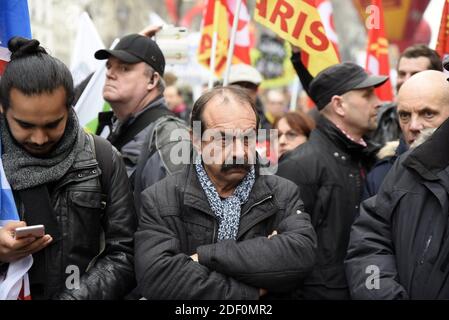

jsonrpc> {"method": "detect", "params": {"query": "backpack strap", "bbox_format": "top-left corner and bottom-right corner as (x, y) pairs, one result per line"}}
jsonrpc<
(88, 134), (112, 266)
(109, 105), (173, 150)
(91, 134), (113, 198)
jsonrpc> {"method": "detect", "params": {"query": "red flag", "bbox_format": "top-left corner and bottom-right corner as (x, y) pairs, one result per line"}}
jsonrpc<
(224, 0), (251, 65)
(314, 0), (340, 60)
(365, 0), (393, 101)
(181, 1), (205, 28)
(436, 0), (449, 61)
(165, 0), (179, 24)
(198, 0), (251, 76)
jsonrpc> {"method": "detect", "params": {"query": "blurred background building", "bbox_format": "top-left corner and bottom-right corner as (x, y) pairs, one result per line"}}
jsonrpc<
(28, 0), (203, 64)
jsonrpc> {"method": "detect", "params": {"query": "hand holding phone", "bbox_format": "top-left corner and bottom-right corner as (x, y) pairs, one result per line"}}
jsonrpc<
(0, 222), (52, 263)
(14, 224), (45, 239)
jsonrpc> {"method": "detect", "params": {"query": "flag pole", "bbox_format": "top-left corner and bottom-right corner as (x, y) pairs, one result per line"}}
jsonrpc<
(222, 0), (242, 86)
(208, 0), (220, 89)
(290, 77), (300, 111)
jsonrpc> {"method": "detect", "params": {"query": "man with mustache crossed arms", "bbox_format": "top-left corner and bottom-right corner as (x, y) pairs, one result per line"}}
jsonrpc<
(134, 86), (317, 299)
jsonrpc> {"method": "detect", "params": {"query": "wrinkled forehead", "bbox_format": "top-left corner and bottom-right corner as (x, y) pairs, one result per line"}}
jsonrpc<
(202, 95), (257, 129)
(200, 127), (258, 144)
(397, 94), (443, 113)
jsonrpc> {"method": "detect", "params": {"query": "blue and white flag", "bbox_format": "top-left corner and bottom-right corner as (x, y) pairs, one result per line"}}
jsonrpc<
(0, 0), (32, 75)
(0, 141), (32, 300)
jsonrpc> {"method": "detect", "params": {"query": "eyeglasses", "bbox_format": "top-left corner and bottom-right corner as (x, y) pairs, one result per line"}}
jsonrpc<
(278, 130), (300, 141)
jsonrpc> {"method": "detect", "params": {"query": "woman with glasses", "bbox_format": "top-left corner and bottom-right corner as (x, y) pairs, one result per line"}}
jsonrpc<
(274, 111), (315, 160)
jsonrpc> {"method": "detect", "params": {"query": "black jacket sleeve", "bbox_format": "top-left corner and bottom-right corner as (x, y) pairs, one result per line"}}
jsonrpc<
(345, 162), (409, 299)
(196, 184), (316, 293)
(134, 190), (260, 300)
(56, 148), (137, 299)
(291, 51), (314, 99)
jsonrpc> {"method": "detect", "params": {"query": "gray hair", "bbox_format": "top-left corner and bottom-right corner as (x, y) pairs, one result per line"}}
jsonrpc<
(144, 64), (165, 94)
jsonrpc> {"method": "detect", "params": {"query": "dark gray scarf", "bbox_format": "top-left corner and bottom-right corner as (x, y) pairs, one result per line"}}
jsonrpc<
(0, 108), (83, 190)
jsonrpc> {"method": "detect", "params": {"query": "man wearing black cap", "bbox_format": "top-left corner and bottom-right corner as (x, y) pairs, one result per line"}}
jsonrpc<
(94, 34), (189, 206)
(277, 62), (387, 300)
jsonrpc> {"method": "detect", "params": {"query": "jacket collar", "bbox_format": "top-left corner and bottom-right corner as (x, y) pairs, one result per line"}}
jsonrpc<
(395, 137), (409, 156)
(316, 115), (368, 154)
(112, 95), (166, 129)
(403, 117), (449, 181)
(52, 130), (100, 192)
(131, 95), (166, 121)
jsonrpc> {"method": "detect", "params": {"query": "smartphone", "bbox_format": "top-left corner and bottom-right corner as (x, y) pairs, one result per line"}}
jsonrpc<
(14, 225), (45, 239)
(155, 25), (189, 64)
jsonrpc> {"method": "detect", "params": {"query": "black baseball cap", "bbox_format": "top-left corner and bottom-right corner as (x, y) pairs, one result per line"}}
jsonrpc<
(309, 62), (388, 110)
(95, 33), (165, 76)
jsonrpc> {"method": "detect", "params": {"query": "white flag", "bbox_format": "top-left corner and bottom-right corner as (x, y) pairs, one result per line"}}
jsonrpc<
(74, 39), (119, 134)
(70, 12), (105, 86)
(74, 63), (108, 133)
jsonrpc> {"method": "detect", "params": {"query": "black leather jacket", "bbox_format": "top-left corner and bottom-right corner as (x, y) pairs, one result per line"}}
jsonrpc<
(14, 130), (137, 299)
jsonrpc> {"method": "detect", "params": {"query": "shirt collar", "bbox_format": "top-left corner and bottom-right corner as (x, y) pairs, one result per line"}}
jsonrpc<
(335, 124), (367, 147)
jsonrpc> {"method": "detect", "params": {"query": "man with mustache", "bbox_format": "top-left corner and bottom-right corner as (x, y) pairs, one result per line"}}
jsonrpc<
(134, 86), (317, 299)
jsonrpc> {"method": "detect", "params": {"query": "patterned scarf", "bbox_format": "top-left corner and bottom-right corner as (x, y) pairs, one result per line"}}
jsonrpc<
(195, 163), (255, 241)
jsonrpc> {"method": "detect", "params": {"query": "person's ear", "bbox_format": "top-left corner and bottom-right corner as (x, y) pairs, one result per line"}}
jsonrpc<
(331, 95), (346, 117)
(147, 72), (158, 89)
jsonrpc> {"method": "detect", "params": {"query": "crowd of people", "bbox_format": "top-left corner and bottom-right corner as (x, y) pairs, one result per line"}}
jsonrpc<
(1, 25), (449, 300)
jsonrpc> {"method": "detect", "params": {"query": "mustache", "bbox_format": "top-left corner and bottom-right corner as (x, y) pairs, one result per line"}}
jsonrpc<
(221, 158), (251, 172)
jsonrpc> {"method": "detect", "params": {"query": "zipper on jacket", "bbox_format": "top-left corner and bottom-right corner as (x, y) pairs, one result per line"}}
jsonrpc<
(211, 195), (273, 242)
(242, 195), (273, 216)
(419, 235), (433, 265)
(212, 219), (217, 243)
(237, 195), (274, 239)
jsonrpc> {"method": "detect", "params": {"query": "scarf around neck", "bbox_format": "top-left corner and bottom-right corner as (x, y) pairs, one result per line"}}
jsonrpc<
(195, 163), (256, 241)
(0, 108), (82, 190)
